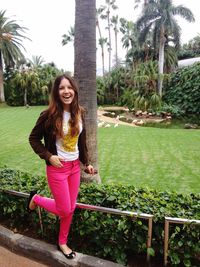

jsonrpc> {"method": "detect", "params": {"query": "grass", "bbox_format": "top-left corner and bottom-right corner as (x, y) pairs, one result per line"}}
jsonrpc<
(0, 105), (200, 194)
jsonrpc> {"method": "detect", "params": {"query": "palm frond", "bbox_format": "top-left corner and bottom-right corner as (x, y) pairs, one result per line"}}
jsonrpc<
(172, 5), (195, 23)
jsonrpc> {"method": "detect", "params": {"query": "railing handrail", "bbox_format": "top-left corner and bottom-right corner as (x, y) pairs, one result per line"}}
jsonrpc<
(1, 189), (199, 223)
(1, 189), (153, 219)
(165, 216), (200, 224)
(2, 188), (200, 266)
(1, 188), (154, 261)
(76, 203), (153, 218)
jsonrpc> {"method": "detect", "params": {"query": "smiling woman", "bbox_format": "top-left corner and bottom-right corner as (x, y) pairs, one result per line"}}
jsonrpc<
(28, 73), (95, 258)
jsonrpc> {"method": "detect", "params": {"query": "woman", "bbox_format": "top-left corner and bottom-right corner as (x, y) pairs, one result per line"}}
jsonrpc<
(28, 73), (95, 259)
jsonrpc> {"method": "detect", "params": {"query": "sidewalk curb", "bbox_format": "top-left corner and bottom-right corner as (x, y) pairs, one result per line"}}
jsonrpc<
(0, 225), (124, 267)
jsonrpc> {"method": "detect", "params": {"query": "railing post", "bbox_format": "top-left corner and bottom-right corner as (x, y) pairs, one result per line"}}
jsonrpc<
(37, 207), (44, 235)
(164, 217), (200, 266)
(164, 219), (169, 266)
(147, 217), (153, 261)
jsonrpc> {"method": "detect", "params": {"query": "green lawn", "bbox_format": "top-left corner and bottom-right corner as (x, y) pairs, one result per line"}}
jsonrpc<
(0, 105), (200, 194)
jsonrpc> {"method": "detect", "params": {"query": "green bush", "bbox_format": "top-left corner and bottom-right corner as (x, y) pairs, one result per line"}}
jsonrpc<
(164, 63), (200, 118)
(0, 167), (199, 266)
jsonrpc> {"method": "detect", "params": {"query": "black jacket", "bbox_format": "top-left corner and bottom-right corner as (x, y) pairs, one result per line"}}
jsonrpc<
(29, 110), (89, 165)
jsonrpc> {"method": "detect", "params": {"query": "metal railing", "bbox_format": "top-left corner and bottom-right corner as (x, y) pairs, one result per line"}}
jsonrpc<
(1, 189), (154, 261)
(2, 188), (199, 265)
(164, 216), (200, 266)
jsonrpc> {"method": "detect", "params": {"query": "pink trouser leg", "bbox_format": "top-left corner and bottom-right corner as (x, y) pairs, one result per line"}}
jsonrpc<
(33, 159), (80, 245)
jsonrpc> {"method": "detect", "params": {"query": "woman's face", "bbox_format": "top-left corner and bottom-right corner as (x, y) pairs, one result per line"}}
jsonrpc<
(58, 78), (75, 111)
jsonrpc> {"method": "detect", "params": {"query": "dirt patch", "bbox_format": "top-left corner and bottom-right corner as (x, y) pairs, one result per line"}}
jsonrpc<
(97, 107), (166, 127)
(98, 108), (137, 127)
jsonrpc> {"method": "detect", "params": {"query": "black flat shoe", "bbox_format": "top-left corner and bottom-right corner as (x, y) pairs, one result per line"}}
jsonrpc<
(27, 191), (37, 213)
(57, 244), (76, 259)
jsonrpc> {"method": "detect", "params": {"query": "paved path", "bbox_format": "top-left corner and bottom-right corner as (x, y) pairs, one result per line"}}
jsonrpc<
(0, 245), (48, 267)
(0, 224), (123, 267)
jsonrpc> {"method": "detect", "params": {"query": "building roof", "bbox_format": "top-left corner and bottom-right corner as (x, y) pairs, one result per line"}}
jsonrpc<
(178, 57), (200, 67)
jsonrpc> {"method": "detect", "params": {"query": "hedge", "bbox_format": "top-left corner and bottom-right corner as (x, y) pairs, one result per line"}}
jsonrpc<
(164, 62), (200, 120)
(0, 167), (199, 266)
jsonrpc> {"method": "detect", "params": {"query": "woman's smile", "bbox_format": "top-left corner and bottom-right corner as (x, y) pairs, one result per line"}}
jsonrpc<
(59, 78), (75, 110)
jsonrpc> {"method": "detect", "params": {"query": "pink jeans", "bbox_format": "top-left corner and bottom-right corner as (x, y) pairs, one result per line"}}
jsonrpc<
(33, 159), (80, 245)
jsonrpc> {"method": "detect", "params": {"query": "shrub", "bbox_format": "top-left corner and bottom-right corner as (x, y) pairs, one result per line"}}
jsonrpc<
(164, 63), (200, 118)
(161, 103), (185, 118)
(0, 167), (199, 266)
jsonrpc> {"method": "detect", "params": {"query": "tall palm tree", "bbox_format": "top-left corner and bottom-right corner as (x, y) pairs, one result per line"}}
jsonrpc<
(111, 15), (119, 66)
(120, 18), (137, 53)
(96, 6), (107, 76)
(136, 0), (195, 97)
(0, 10), (29, 102)
(100, 0), (118, 72)
(74, 0), (100, 183)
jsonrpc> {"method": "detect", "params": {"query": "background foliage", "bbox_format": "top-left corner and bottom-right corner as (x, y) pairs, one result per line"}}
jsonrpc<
(163, 62), (200, 121)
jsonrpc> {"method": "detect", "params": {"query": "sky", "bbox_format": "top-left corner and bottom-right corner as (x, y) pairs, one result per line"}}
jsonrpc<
(1, 0), (200, 73)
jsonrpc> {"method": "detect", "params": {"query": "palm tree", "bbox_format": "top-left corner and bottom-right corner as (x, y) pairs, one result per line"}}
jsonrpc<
(136, 0), (195, 97)
(120, 18), (137, 53)
(100, 0), (118, 72)
(28, 55), (45, 69)
(0, 10), (29, 102)
(96, 6), (107, 76)
(134, 0), (149, 8)
(111, 15), (119, 66)
(74, 0), (100, 183)
(14, 69), (39, 106)
(62, 26), (74, 46)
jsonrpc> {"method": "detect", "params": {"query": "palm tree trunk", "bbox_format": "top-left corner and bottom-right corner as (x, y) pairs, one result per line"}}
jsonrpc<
(24, 88), (27, 106)
(158, 26), (165, 97)
(96, 20), (105, 76)
(74, 0), (101, 183)
(115, 29), (118, 65)
(0, 51), (5, 103)
(107, 8), (112, 72)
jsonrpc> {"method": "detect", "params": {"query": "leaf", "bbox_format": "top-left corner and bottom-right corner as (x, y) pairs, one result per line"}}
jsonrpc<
(147, 247), (155, 257)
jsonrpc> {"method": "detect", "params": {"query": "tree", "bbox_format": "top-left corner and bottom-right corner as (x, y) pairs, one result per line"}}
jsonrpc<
(14, 69), (39, 106)
(96, 6), (107, 76)
(136, 0), (195, 97)
(28, 55), (45, 69)
(62, 26), (74, 46)
(179, 34), (200, 59)
(120, 18), (137, 53)
(100, 0), (118, 72)
(74, 0), (100, 183)
(0, 10), (29, 102)
(111, 15), (119, 66)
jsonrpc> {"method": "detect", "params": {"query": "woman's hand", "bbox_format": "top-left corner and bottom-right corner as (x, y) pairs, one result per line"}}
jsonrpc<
(84, 164), (97, 175)
(49, 155), (64, 168)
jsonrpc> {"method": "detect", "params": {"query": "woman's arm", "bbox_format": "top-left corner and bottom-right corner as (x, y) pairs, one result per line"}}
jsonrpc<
(29, 111), (52, 161)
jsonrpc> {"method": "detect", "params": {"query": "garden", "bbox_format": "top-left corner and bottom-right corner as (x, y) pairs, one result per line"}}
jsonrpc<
(0, 102), (200, 266)
(1, 58), (200, 267)
(1, 1), (200, 266)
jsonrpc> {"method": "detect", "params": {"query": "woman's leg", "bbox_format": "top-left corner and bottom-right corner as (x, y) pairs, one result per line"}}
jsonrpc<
(59, 160), (80, 244)
(33, 160), (80, 245)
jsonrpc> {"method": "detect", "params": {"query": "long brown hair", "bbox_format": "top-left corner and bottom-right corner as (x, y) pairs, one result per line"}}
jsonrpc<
(45, 73), (84, 137)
